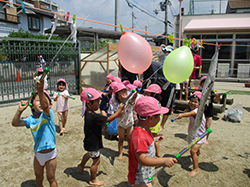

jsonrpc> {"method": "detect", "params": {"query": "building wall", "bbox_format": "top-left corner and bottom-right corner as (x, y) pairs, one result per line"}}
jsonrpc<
(174, 13), (250, 77)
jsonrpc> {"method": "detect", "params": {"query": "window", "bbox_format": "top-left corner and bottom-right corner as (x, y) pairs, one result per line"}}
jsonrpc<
(218, 42), (232, 59)
(218, 34), (233, 39)
(202, 35), (216, 39)
(202, 43), (215, 59)
(28, 15), (40, 31)
(236, 34), (250, 39)
(235, 42), (250, 59)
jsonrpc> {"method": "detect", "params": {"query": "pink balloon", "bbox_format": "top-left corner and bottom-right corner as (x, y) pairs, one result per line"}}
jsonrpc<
(118, 32), (152, 74)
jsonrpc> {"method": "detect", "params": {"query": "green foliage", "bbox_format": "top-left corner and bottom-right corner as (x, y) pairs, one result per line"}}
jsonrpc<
(7, 28), (65, 40)
(86, 38), (114, 52)
(2, 28), (76, 61)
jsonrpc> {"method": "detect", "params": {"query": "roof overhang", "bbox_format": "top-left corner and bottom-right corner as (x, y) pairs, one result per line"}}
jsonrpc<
(45, 26), (158, 40)
(184, 17), (250, 32)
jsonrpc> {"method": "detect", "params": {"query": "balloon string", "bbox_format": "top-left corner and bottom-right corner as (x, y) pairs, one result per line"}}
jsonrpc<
(141, 65), (164, 89)
(1, 0), (250, 47)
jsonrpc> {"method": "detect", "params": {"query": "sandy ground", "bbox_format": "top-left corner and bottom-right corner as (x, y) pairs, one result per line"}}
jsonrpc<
(1, 82), (250, 187)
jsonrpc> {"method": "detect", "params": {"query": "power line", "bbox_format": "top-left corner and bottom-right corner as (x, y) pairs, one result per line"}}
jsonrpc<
(124, 0), (172, 27)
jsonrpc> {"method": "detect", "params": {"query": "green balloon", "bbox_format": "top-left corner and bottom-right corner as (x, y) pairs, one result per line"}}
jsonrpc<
(163, 46), (194, 83)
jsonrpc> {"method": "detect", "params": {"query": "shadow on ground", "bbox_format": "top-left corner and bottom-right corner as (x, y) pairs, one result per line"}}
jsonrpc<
(21, 180), (36, 187)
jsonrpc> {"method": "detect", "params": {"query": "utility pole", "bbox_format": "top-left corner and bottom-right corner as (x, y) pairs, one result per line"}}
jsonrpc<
(132, 11), (136, 32)
(165, 0), (168, 44)
(145, 25), (148, 40)
(115, 0), (119, 31)
(179, 0), (183, 47)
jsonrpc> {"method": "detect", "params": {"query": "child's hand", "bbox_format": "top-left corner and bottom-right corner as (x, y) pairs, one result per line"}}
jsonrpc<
(35, 80), (44, 92)
(154, 134), (164, 142)
(176, 114), (182, 119)
(164, 157), (178, 168)
(118, 103), (125, 110)
(18, 101), (29, 112)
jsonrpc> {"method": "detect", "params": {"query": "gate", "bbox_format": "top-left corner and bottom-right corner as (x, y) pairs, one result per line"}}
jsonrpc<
(0, 37), (80, 104)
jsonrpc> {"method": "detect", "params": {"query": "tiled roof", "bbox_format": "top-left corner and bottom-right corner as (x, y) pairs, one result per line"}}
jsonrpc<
(229, 0), (250, 9)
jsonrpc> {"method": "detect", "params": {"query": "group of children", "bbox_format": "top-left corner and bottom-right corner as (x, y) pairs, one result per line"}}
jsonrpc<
(12, 70), (219, 186)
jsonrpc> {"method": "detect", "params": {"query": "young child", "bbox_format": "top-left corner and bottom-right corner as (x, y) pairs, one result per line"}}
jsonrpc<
(112, 82), (137, 160)
(199, 76), (220, 145)
(53, 78), (69, 136)
(12, 80), (57, 187)
(175, 91), (206, 177)
(128, 96), (177, 186)
(133, 80), (142, 90)
(77, 88), (124, 186)
(100, 75), (114, 117)
(143, 84), (163, 157)
(33, 67), (48, 90)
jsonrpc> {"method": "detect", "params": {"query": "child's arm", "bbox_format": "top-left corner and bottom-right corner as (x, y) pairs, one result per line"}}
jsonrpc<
(12, 101), (29, 127)
(106, 103), (124, 123)
(213, 93), (220, 103)
(53, 93), (59, 101)
(137, 152), (177, 167)
(35, 80), (50, 116)
(176, 111), (196, 119)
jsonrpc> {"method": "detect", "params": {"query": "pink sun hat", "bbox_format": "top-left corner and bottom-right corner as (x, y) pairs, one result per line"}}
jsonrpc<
(37, 67), (44, 72)
(106, 75), (114, 81)
(133, 80), (142, 88)
(135, 96), (169, 117)
(192, 91), (202, 100)
(81, 88), (102, 102)
(110, 81), (118, 90)
(126, 83), (136, 91)
(113, 82), (127, 94)
(143, 84), (162, 94)
(114, 77), (121, 83)
(56, 78), (69, 91)
(122, 80), (130, 86)
(199, 76), (207, 85)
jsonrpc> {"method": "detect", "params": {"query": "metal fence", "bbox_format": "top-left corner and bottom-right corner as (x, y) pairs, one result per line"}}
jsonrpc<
(0, 37), (80, 104)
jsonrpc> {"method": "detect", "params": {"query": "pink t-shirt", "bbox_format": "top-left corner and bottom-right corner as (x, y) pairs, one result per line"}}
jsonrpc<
(188, 108), (206, 144)
(191, 54), (202, 79)
(53, 90), (69, 112)
(128, 126), (155, 185)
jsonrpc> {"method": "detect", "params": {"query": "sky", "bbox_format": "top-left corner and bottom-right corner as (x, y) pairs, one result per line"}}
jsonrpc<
(53, 0), (228, 36)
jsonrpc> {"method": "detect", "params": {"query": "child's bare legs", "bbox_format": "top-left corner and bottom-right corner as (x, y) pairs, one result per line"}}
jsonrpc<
(45, 157), (58, 187)
(134, 182), (153, 187)
(78, 152), (90, 173)
(189, 144), (202, 177)
(34, 156), (58, 187)
(117, 126), (125, 160)
(125, 125), (134, 143)
(160, 114), (169, 131)
(204, 117), (212, 145)
(89, 157), (104, 186)
(34, 157), (44, 187)
(62, 110), (68, 132)
(180, 83), (183, 100)
(152, 133), (160, 157)
(57, 112), (63, 135)
(184, 82), (189, 101)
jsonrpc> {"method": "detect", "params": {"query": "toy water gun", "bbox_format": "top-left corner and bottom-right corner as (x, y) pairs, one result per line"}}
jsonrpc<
(122, 88), (141, 105)
(58, 92), (75, 100)
(148, 128), (212, 181)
